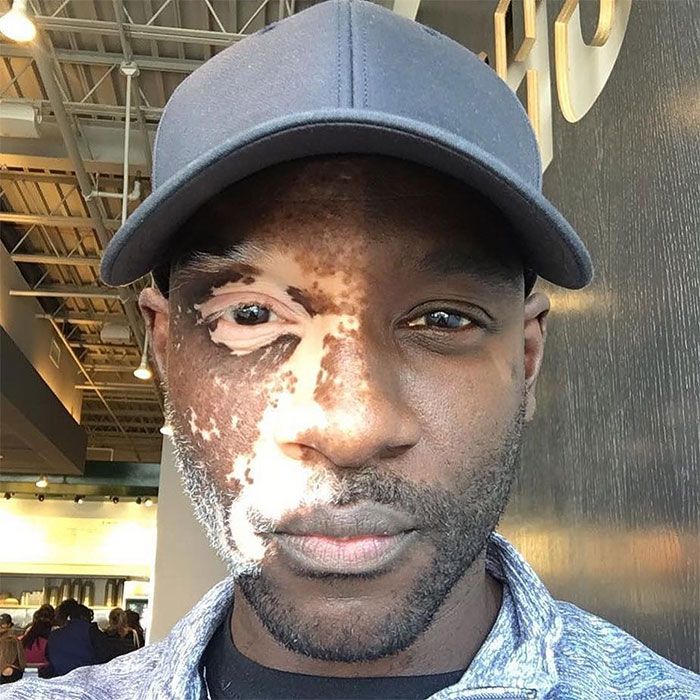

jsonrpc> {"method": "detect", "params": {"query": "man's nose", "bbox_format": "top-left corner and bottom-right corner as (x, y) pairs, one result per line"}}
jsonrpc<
(273, 333), (420, 469)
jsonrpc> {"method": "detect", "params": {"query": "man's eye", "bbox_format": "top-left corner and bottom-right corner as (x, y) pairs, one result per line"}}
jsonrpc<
(223, 303), (275, 325)
(406, 310), (473, 330)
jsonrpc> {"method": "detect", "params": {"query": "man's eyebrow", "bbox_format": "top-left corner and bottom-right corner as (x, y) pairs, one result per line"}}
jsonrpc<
(170, 242), (273, 289)
(418, 247), (522, 290)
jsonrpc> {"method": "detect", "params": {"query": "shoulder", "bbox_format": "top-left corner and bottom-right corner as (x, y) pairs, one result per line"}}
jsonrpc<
(550, 600), (700, 699)
(0, 641), (166, 700)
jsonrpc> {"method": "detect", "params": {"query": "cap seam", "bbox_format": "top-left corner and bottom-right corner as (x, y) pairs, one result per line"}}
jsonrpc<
(335, 0), (341, 108)
(348, 0), (355, 108)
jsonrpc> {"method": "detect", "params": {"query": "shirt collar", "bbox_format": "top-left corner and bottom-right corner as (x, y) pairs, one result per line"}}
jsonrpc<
(151, 531), (562, 699)
(439, 532), (563, 698)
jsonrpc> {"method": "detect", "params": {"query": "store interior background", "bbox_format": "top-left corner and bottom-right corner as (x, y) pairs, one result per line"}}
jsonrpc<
(1, 0), (698, 672)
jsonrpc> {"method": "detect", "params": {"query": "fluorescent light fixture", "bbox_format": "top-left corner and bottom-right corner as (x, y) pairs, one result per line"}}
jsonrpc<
(35, 475), (48, 489)
(0, 0), (36, 42)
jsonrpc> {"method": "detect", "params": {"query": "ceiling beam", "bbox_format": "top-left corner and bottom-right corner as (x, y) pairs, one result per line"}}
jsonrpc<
(5, 97), (163, 121)
(0, 154), (143, 177)
(33, 14), (244, 46)
(1, 43), (202, 73)
(83, 407), (163, 418)
(77, 383), (156, 391)
(83, 364), (142, 372)
(13, 253), (101, 266)
(0, 171), (79, 185)
(10, 285), (125, 299)
(69, 341), (139, 352)
(36, 313), (128, 325)
(0, 211), (120, 229)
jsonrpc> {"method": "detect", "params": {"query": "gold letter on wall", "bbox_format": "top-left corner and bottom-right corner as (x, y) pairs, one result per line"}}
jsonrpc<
(494, 0), (554, 171)
(555, 0), (632, 123)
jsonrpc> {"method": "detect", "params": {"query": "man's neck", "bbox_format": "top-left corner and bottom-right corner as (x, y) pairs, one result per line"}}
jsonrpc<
(229, 555), (503, 678)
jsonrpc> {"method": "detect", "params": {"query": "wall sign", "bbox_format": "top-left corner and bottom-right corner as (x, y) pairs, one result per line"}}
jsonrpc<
(493, 0), (632, 170)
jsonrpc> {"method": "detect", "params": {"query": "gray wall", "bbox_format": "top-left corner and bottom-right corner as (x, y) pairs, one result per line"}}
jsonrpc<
(149, 439), (227, 643)
(499, 0), (699, 672)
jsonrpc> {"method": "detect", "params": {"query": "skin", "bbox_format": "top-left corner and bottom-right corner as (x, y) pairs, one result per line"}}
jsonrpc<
(141, 155), (549, 678)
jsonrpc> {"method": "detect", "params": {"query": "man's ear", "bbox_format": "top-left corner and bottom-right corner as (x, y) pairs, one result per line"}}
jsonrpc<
(139, 287), (170, 380)
(523, 291), (550, 422)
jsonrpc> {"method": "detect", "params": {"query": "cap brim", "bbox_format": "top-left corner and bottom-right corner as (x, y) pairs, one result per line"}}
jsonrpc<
(101, 110), (592, 289)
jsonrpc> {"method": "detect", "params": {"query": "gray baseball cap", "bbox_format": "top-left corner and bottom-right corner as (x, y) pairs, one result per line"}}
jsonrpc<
(101, 0), (592, 289)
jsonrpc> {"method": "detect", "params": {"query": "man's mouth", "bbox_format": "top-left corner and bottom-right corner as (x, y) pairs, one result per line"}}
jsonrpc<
(267, 502), (418, 575)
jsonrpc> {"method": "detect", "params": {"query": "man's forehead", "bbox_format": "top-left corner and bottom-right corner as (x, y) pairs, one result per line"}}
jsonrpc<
(212, 154), (471, 205)
(166, 155), (523, 294)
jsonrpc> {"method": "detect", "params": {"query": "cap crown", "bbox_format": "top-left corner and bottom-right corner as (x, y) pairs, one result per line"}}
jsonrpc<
(153, 0), (540, 191)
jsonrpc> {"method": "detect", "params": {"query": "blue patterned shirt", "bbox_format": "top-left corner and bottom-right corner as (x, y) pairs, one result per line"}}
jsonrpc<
(4, 533), (698, 699)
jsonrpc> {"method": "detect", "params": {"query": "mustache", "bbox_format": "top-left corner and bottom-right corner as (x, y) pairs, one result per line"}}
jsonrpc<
(245, 466), (465, 536)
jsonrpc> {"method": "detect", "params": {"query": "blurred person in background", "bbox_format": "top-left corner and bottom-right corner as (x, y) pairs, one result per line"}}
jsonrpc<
(0, 635), (25, 684)
(0, 616), (13, 639)
(100, 608), (138, 660)
(44, 600), (97, 678)
(18, 608), (53, 671)
(125, 610), (145, 649)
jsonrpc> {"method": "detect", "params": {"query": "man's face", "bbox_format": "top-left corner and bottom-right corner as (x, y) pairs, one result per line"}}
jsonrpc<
(145, 156), (548, 663)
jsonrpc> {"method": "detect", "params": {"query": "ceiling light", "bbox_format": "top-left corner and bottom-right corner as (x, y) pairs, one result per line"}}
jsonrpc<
(111, 495), (120, 504)
(144, 497), (154, 507)
(159, 423), (173, 436)
(0, 0), (37, 42)
(74, 495), (84, 504)
(133, 334), (153, 380)
(4, 492), (11, 500)
(35, 475), (48, 489)
(36, 493), (45, 502)
(135, 497), (142, 505)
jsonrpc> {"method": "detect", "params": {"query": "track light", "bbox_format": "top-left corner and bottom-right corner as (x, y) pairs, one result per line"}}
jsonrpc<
(35, 475), (48, 489)
(159, 423), (173, 436)
(144, 497), (153, 507)
(74, 495), (85, 504)
(4, 492), (12, 500)
(133, 335), (153, 380)
(36, 493), (45, 502)
(0, 0), (37, 43)
(111, 495), (120, 504)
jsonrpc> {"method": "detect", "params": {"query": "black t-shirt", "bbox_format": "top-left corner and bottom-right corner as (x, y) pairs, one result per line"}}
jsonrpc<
(201, 611), (466, 699)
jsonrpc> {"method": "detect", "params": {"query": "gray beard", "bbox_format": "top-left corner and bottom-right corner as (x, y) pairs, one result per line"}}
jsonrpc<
(168, 396), (525, 662)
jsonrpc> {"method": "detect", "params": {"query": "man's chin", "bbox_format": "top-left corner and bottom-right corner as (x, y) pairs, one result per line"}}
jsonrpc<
(236, 569), (431, 663)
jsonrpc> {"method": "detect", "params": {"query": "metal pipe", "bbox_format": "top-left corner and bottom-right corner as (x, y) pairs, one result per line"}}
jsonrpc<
(30, 38), (146, 349)
(86, 179), (140, 203)
(113, 0), (153, 172)
(122, 68), (133, 224)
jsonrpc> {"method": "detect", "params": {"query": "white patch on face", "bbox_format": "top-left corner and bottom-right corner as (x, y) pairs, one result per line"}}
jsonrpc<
(220, 310), (365, 566)
(187, 408), (221, 442)
(173, 257), (371, 576)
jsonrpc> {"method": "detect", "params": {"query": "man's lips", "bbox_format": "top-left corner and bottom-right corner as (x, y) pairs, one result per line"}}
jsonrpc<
(272, 531), (418, 575)
(272, 502), (417, 538)
(267, 502), (418, 575)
